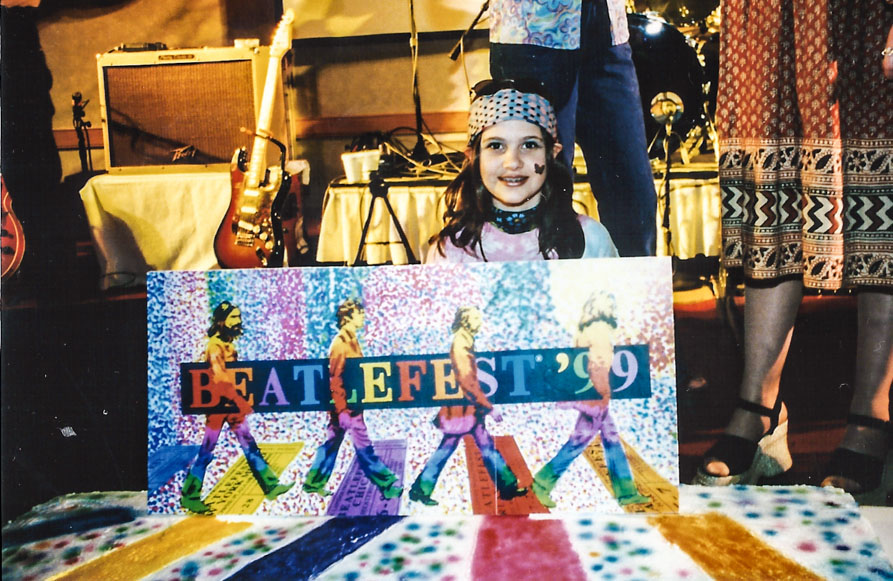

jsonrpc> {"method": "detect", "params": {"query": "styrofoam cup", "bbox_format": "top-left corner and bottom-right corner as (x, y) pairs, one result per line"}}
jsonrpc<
(341, 150), (380, 183)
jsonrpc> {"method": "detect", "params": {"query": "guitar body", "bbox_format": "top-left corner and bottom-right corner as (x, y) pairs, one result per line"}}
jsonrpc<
(1, 175), (26, 280)
(214, 149), (288, 269)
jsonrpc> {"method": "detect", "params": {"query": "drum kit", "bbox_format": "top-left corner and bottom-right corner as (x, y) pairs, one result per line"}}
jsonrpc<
(627, 1), (721, 160)
(627, 2), (724, 287)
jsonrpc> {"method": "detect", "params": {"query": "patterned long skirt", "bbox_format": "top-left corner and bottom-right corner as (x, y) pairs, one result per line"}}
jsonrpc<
(717, 0), (893, 290)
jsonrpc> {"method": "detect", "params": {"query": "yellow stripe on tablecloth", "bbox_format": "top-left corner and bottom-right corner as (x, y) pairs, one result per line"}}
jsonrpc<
(49, 517), (251, 581)
(584, 435), (679, 513)
(203, 442), (302, 514)
(649, 512), (824, 580)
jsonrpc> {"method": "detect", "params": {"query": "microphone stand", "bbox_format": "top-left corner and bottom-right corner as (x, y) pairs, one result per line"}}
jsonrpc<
(72, 92), (93, 174)
(661, 121), (675, 255)
(449, 1), (489, 61)
(649, 92), (684, 258)
(408, 0), (428, 161)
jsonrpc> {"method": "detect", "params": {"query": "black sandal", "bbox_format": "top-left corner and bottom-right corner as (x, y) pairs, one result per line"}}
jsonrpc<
(692, 398), (792, 486)
(822, 413), (892, 500)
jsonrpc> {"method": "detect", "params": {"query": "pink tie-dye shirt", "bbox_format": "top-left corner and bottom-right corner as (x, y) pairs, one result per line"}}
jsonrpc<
(425, 214), (618, 263)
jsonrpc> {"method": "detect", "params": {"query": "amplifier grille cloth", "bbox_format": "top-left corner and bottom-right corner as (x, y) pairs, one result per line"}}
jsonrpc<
(103, 60), (256, 167)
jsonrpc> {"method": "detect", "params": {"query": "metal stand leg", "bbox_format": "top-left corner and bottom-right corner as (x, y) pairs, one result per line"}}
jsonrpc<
(352, 173), (419, 266)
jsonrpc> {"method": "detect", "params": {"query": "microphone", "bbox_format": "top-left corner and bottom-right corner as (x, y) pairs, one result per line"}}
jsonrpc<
(650, 91), (684, 131)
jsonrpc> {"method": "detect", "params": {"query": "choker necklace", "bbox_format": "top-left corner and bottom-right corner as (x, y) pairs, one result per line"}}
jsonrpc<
(489, 205), (538, 234)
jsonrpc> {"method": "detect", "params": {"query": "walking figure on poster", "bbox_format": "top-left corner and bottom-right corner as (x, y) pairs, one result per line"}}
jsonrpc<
(303, 299), (404, 499)
(409, 306), (528, 506)
(532, 291), (650, 508)
(180, 301), (294, 514)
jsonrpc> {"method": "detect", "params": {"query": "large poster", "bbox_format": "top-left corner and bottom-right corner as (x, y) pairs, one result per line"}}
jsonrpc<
(147, 258), (679, 516)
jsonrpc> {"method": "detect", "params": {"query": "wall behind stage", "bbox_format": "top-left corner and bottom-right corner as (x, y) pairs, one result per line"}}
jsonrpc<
(287, 34), (489, 212)
(284, 0), (487, 39)
(35, 0), (490, 211)
(37, 0), (227, 131)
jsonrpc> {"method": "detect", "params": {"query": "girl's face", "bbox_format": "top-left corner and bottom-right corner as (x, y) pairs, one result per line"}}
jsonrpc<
(478, 119), (561, 212)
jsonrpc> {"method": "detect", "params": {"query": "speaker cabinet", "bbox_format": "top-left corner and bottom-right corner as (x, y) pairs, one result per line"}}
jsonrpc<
(97, 46), (289, 172)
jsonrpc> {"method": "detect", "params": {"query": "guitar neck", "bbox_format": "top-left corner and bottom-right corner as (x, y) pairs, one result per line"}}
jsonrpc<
(245, 51), (285, 188)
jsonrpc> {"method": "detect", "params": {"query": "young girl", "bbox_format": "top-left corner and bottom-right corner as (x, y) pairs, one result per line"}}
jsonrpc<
(421, 80), (649, 509)
(427, 79), (618, 263)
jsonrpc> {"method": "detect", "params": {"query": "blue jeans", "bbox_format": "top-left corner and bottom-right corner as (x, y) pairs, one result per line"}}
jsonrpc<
(304, 412), (397, 491)
(412, 420), (518, 498)
(189, 414), (269, 484)
(490, 0), (656, 257)
(534, 407), (643, 501)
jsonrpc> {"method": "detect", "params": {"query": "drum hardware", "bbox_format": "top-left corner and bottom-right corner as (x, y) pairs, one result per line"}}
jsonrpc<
(672, 74), (718, 164)
(636, 0), (719, 27)
(687, 90), (720, 164)
(650, 92), (684, 256)
(628, 13), (707, 159)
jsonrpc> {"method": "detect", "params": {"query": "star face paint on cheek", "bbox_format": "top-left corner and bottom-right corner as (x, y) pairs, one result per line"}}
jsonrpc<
(534, 164), (545, 175)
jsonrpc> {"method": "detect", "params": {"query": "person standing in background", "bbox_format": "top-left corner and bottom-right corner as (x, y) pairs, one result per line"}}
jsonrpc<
(0, 0), (66, 295)
(694, 1), (892, 502)
(488, 0), (657, 257)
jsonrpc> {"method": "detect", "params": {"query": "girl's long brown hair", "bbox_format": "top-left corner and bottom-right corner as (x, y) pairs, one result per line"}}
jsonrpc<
(431, 130), (585, 260)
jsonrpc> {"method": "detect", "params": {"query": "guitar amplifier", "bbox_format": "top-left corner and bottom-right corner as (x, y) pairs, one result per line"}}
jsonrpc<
(97, 45), (290, 173)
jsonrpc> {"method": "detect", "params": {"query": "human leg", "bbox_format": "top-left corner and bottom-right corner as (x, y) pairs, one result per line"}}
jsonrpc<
(822, 290), (893, 496)
(231, 418), (294, 500)
(695, 279), (801, 484)
(533, 411), (602, 507)
(346, 413), (402, 497)
(187, 415), (224, 483)
(555, 80), (579, 169)
(599, 411), (650, 505)
(848, 290), (893, 434)
(410, 433), (462, 504)
(470, 422), (526, 499)
(489, 42), (579, 168)
(180, 414), (225, 514)
(303, 419), (345, 495)
(575, 0), (656, 257)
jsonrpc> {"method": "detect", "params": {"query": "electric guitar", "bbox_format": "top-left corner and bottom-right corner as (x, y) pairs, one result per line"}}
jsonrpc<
(1, 175), (26, 280)
(214, 10), (294, 269)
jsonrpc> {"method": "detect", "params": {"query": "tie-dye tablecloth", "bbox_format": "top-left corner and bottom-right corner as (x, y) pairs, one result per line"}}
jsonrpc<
(3, 485), (891, 580)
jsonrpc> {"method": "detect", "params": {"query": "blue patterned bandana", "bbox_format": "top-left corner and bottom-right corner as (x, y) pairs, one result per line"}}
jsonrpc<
(467, 88), (558, 146)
